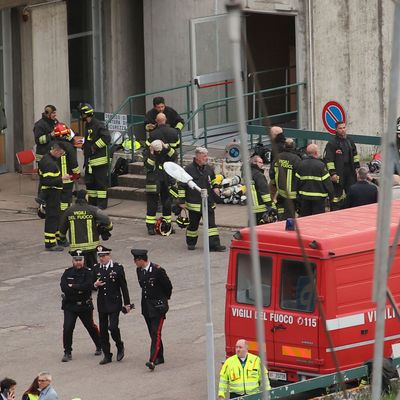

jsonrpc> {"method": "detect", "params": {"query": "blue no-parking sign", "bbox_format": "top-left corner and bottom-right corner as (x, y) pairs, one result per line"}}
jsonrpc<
(322, 101), (346, 134)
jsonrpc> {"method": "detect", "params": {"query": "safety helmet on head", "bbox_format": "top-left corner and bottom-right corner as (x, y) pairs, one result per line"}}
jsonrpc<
(78, 102), (94, 118)
(54, 122), (71, 137)
(154, 217), (173, 236)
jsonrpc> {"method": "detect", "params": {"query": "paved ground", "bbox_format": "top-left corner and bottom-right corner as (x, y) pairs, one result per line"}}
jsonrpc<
(0, 172), (248, 400)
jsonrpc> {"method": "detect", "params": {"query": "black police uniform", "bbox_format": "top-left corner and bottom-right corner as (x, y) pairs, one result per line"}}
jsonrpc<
(178, 159), (225, 251)
(144, 106), (184, 132)
(82, 117), (111, 209)
(33, 113), (57, 161)
(324, 135), (360, 210)
(92, 254), (130, 360)
(135, 255), (172, 367)
(60, 258), (101, 357)
(296, 156), (334, 217)
(38, 151), (63, 249)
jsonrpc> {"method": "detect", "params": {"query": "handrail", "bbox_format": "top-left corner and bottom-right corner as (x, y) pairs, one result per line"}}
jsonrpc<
(247, 65), (296, 78)
(104, 82), (193, 126)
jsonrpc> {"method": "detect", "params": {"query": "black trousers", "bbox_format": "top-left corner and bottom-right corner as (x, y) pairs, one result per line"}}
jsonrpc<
(299, 198), (326, 217)
(186, 208), (221, 248)
(98, 311), (123, 355)
(61, 182), (74, 212)
(144, 315), (165, 363)
(85, 163), (109, 209)
(331, 164), (357, 211)
(42, 188), (61, 248)
(146, 180), (172, 226)
(276, 195), (296, 221)
(63, 309), (100, 353)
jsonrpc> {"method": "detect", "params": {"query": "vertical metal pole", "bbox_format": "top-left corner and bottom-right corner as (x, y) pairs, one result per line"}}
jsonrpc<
(227, 2), (269, 400)
(371, 2), (400, 399)
(285, 67), (289, 114)
(186, 84), (191, 130)
(252, 74), (256, 121)
(204, 105), (208, 148)
(202, 188), (216, 400)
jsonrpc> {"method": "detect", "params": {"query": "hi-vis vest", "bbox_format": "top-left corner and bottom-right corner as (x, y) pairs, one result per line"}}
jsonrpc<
(218, 353), (271, 398)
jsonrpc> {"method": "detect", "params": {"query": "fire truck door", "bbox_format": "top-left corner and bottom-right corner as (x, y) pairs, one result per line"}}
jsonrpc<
(272, 258), (320, 375)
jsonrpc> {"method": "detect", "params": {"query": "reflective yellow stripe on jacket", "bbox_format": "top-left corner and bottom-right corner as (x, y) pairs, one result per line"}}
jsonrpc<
(218, 353), (270, 398)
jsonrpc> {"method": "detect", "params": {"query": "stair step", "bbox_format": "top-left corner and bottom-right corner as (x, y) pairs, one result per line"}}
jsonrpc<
(128, 161), (145, 175)
(108, 186), (146, 201)
(118, 173), (146, 188)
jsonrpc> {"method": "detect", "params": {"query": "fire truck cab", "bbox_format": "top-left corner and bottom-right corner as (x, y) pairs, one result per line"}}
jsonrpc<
(225, 201), (400, 383)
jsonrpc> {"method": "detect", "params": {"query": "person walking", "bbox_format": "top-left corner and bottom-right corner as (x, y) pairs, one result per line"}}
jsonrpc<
(178, 147), (226, 251)
(324, 121), (360, 210)
(296, 144), (334, 217)
(218, 339), (270, 399)
(37, 373), (58, 400)
(79, 103), (111, 209)
(131, 249), (172, 371)
(93, 245), (131, 365)
(59, 189), (113, 270)
(60, 249), (101, 362)
(38, 142), (70, 251)
(346, 166), (378, 208)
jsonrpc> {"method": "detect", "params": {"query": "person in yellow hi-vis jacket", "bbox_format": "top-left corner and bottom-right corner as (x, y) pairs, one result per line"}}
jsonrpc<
(218, 339), (271, 399)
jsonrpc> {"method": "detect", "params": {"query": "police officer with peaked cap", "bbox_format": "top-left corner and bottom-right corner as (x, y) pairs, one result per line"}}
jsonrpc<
(60, 249), (101, 362)
(93, 245), (131, 365)
(132, 248), (173, 370)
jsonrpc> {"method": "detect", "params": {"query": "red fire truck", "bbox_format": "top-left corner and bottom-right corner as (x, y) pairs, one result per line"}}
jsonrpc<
(225, 201), (400, 383)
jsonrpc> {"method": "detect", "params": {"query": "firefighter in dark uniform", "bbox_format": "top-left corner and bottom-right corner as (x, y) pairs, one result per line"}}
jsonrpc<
(132, 248), (173, 371)
(178, 147), (226, 251)
(144, 96), (184, 133)
(79, 103), (111, 209)
(143, 139), (177, 235)
(60, 249), (101, 362)
(269, 138), (301, 220)
(38, 142), (68, 251)
(33, 105), (58, 162)
(296, 144), (334, 217)
(53, 122), (81, 215)
(146, 112), (181, 150)
(250, 155), (276, 225)
(59, 189), (113, 269)
(324, 121), (360, 210)
(93, 245), (131, 365)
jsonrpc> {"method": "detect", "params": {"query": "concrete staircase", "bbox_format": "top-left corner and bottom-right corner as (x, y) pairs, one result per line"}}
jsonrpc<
(108, 161), (147, 201)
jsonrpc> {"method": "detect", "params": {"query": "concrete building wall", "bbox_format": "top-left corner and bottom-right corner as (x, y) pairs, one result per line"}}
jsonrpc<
(143, 0), (223, 113)
(103, 0), (145, 114)
(20, 1), (70, 150)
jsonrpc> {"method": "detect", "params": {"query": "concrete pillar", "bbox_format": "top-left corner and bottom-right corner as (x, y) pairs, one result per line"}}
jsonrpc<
(103, 0), (145, 114)
(20, 1), (70, 150)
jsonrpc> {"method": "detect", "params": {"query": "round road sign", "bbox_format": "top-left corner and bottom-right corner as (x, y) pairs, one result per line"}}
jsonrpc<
(322, 101), (346, 134)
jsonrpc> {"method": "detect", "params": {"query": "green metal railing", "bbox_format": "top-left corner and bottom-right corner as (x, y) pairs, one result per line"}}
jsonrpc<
(247, 126), (382, 148)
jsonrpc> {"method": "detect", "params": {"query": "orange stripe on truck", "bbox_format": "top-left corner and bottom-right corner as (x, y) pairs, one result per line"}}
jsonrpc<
(282, 345), (312, 359)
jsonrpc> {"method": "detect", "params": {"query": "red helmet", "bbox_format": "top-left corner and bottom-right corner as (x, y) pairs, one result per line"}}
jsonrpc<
(54, 122), (71, 137)
(154, 217), (173, 236)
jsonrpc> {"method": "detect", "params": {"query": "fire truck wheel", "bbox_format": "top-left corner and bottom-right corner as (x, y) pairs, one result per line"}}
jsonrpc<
(363, 358), (398, 394)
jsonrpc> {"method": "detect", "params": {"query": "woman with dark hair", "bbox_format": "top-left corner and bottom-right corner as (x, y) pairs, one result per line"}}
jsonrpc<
(21, 377), (39, 400)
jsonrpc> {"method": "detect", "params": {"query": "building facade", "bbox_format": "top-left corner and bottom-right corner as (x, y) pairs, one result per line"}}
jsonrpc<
(0, 0), (396, 172)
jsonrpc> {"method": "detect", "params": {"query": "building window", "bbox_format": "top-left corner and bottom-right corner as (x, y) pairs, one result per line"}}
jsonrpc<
(67, 0), (102, 111)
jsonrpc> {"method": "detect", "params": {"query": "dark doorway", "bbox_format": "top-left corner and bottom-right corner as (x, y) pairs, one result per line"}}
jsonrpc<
(245, 13), (296, 126)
